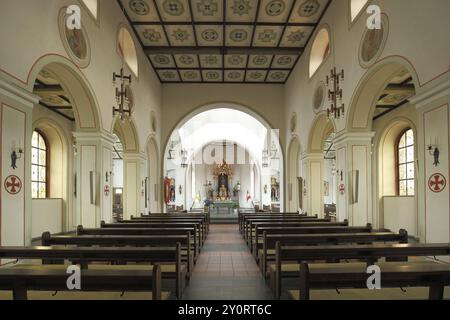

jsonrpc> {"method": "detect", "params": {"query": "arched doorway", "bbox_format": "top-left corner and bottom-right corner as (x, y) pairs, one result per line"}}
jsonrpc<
(345, 57), (420, 231)
(163, 105), (284, 216)
(306, 113), (336, 218)
(28, 55), (103, 232)
(112, 118), (141, 220)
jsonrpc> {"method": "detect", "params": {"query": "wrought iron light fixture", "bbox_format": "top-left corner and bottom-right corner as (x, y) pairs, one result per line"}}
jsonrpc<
(180, 148), (188, 168)
(326, 67), (345, 119)
(112, 68), (132, 121)
(167, 141), (175, 160)
(262, 150), (269, 168)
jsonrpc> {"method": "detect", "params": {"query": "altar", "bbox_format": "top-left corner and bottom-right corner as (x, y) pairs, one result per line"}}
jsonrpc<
(213, 200), (239, 215)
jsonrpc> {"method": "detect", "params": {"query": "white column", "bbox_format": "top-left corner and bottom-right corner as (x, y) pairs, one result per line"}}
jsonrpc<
(410, 79), (450, 243)
(0, 79), (38, 246)
(123, 152), (146, 220)
(73, 132), (115, 228)
(301, 152), (323, 217)
(334, 132), (375, 226)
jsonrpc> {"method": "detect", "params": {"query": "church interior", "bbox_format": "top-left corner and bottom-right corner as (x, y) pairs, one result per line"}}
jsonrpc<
(0, 0), (450, 302)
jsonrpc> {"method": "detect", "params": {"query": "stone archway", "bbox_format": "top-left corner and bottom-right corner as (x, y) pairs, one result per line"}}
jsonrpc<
(346, 56), (420, 132)
(163, 104), (285, 212)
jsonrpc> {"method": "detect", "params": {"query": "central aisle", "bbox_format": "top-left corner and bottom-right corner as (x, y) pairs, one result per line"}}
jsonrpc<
(183, 224), (273, 300)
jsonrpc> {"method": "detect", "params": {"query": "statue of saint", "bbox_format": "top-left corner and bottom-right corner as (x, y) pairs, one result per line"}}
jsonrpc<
(219, 185), (227, 200)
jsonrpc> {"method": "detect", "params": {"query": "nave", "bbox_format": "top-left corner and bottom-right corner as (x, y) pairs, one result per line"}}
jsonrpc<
(1, 211), (450, 300)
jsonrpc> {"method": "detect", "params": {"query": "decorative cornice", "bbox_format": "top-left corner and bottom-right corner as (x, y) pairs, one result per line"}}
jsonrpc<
(410, 79), (450, 109)
(334, 131), (376, 146)
(0, 78), (40, 108)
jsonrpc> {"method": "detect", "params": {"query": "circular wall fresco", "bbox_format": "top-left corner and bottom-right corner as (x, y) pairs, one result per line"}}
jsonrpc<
(313, 82), (325, 113)
(58, 7), (91, 68)
(359, 14), (389, 68)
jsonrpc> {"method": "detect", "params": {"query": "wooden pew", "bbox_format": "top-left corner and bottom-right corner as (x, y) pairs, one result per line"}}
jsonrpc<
(101, 221), (204, 249)
(42, 231), (194, 278)
(253, 225), (373, 255)
(245, 218), (334, 243)
(273, 242), (450, 299)
(0, 266), (163, 300)
(0, 245), (185, 299)
(132, 213), (210, 233)
(292, 261), (450, 300)
(77, 226), (200, 258)
(239, 213), (315, 233)
(260, 230), (408, 276)
(242, 216), (326, 236)
(120, 218), (208, 241)
(247, 221), (350, 251)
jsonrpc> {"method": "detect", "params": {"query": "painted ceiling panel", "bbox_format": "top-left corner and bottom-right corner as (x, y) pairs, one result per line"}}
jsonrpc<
(119, 0), (331, 83)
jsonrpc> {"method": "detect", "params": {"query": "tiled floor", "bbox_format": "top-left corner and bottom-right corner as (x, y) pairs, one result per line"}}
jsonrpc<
(183, 224), (273, 300)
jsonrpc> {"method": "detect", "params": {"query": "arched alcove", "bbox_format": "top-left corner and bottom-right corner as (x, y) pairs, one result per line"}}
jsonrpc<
(346, 57), (420, 131)
(377, 118), (418, 237)
(117, 26), (139, 78)
(28, 55), (102, 132)
(309, 27), (331, 78)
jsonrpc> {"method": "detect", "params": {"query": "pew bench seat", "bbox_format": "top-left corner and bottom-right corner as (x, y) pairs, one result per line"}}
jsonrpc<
(287, 261), (450, 300)
(7, 262), (188, 292)
(0, 290), (171, 300)
(0, 266), (165, 300)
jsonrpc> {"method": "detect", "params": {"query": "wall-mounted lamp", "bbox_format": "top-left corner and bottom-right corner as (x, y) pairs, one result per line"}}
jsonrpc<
(10, 142), (23, 170)
(105, 171), (113, 183)
(427, 137), (440, 167)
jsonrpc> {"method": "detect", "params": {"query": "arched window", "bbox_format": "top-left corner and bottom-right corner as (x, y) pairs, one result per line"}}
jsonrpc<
(350, 0), (369, 22)
(81, 0), (98, 20)
(309, 28), (331, 78)
(396, 128), (415, 196)
(31, 130), (49, 199)
(118, 27), (139, 78)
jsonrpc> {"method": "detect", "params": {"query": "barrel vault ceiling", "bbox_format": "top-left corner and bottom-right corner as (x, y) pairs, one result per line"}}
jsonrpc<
(118, 0), (331, 84)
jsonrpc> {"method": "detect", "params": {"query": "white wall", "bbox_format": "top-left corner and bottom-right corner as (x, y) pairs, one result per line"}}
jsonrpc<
(383, 196), (417, 238)
(31, 199), (63, 239)
(113, 159), (123, 188)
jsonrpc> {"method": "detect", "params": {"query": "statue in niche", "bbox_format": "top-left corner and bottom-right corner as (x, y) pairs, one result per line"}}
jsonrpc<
(219, 185), (228, 201)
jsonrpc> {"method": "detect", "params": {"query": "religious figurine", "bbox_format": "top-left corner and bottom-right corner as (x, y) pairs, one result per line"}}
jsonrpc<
(219, 185), (227, 200)
(11, 151), (18, 170)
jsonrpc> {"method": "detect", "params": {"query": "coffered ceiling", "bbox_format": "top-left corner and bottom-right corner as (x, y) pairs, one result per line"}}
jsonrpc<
(118, 0), (331, 83)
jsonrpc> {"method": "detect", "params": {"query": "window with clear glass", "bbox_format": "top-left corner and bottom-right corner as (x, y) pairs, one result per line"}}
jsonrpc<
(31, 130), (48, 198)
(397, 129), (415, 196)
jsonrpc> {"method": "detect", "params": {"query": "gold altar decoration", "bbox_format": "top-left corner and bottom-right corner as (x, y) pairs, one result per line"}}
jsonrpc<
(212, 160), (233, 178)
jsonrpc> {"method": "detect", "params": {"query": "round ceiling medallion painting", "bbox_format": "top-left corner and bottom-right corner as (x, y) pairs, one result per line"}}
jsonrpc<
(129, 0), (150, 15)
(58, 7), (91, 68)
(313, 82), (325, 113)
(359, 14), (389, 68)
(290, 113), (297, 133)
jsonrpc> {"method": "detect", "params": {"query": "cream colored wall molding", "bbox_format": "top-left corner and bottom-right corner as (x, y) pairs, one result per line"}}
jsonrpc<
(334, 131), (375, 146)
(72, 131), (116, 146)
(122, 151), (147, 161)
(0, 78), (39, 108)
(301, 152), (323, 161)
(410, 79), (450, 110)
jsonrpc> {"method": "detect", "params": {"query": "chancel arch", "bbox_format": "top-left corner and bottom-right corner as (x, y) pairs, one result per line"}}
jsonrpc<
(163, 106), (284, 216)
